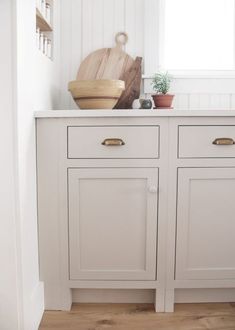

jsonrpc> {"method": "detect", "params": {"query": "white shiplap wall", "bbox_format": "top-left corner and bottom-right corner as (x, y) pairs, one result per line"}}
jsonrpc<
(144, 77), (235, 110)
(60, 0), (145, 109)
(60, 0), (235, 110)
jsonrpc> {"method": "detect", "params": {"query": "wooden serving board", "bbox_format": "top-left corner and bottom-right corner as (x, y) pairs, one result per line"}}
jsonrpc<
(77, 32), (134, 81)
(114, 57), (142, 109)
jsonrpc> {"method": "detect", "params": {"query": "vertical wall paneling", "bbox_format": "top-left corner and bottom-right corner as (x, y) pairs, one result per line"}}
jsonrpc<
(157, 0), (165, 71)
(198, 94), (211, 110)
(60, 0), (235, 110)
(60, 0), (73, 109)
(173, 94), (190, 110)
(231, 94), (235, 109)
(133, 0), (144, 58)
(209, 94), (231, 110)
(82, 0), (93, 58)
(114, 0), (125, 40)
(103, 0), (115, 47)
(144, 0), (159, 75)
(70, 0), (82, 108)
(125, 0), (136, 57)
(189, 94), (201, 110)
(125, 0), (144, 59)
(92, 0), (104, 50)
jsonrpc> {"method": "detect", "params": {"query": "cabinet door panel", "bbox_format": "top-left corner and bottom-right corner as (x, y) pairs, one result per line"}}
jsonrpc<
(68, 168), (158, 281)
(176, 168), (235, 280)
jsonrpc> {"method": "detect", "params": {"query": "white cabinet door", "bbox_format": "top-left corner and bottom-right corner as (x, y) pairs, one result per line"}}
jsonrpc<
(68, 168), (158, 281)
(176, 168), (235, 280)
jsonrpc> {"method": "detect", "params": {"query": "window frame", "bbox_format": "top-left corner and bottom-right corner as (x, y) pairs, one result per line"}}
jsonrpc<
(151, 0), (235, 78)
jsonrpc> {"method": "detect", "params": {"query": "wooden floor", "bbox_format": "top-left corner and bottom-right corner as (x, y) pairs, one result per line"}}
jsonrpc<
(39, 303), (235, 330)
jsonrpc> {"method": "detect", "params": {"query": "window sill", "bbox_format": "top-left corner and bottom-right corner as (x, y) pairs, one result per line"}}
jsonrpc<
(143, 71), (235, 79)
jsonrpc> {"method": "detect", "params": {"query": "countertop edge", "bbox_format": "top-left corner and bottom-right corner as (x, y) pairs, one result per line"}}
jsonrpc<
(34, 110), (235, 118)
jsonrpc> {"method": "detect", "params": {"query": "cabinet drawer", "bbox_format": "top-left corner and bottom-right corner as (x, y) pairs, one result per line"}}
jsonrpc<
(68, 126), (159, 159)
(178, 125), (235, 158)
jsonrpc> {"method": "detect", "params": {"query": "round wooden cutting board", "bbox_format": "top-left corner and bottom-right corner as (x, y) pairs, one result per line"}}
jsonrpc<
(77, 32), (134, 81)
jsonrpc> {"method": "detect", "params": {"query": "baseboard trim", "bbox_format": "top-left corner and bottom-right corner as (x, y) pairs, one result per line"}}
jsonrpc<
(175, 288), (235, 303)
(72, 288), (235, 304)
(72, 289), (155, 303)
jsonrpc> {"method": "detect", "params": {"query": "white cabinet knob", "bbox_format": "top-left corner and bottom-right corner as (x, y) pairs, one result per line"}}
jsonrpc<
(148, 186), (158, 194)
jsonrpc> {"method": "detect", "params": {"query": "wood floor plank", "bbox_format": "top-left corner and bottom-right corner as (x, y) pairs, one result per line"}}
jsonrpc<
(39, 303), (235, 330)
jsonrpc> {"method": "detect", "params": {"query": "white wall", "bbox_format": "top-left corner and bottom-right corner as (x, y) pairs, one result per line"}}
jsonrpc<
(15, 0), (61, 328)
(0, 1), (23, 329)
(16, 1), (45, 328)
(0, 0), (61, 329)
(60, 0), (145, 109)
(144, 76), (235, 110)
(60, 0), (235, 110)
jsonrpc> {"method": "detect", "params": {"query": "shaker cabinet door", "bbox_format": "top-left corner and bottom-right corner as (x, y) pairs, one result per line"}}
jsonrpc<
(176, 168), (235, 280)
(68, 168), (158, 281)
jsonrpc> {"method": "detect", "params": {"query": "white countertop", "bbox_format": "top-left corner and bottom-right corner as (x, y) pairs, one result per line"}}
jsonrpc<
(34, 109), (235, 118)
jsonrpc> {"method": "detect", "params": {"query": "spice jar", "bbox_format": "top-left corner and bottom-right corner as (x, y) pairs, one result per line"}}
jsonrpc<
(46, 3), (51, 23)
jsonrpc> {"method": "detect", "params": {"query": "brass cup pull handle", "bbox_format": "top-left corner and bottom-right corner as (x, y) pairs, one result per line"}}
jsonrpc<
(102, 138), (125, 146)
(212, 138), (235, 146)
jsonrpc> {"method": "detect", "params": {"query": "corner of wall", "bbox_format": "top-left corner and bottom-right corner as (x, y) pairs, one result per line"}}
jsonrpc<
(24, 281), (44, 330)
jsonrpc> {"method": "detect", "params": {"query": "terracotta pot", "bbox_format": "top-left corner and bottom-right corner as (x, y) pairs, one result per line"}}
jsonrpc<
(152, 94), (174, 109)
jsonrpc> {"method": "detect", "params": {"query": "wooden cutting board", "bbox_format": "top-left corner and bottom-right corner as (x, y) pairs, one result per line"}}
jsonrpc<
(114, 57), (142, 109)
(77, 32), (134, 81)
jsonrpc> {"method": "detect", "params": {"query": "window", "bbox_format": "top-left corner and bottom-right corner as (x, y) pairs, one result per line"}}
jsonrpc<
(162, 0), (235, 71)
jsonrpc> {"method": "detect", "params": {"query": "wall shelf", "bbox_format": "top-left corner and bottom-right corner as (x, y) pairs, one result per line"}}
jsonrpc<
(36, 8), (53, 32)
(36, 1), (53, 60)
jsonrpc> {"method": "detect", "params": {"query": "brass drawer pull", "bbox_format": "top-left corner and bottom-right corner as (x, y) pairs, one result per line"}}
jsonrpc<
(102, 138), (125, 146)
(212, 138), (235, 146)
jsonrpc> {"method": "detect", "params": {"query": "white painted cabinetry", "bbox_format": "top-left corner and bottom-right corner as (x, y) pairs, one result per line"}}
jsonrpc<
(176, 167), (235, 281)
(68, 126), (160, 159)
(36, 116), (167, 312)
(165, 117), (235, 312)
(36, 112), (235, 313)
(68, 167), (158, 281)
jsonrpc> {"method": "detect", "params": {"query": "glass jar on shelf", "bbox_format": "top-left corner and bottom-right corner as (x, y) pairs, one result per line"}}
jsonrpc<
(46, 3), (51, 24)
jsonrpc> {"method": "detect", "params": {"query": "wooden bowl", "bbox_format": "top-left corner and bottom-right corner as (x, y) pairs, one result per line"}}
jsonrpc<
(68, 80), (125, 109)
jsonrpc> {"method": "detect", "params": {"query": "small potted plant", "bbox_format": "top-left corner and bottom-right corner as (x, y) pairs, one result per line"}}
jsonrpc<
(151, 72), (174, 109)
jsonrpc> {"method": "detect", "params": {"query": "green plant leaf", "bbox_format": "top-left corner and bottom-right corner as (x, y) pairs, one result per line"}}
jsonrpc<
(152, 72), (173, 94)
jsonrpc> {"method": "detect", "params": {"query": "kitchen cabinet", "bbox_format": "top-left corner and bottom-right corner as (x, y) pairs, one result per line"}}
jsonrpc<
(165, 117), (235, 312)
(176, 167), (235, 281)
(67, 125), (160, 159)
(178, 125), (235, 158)
(68, 167), (158, 281)
(36, 111), (235, 313)
(36, 116), (167, 312)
